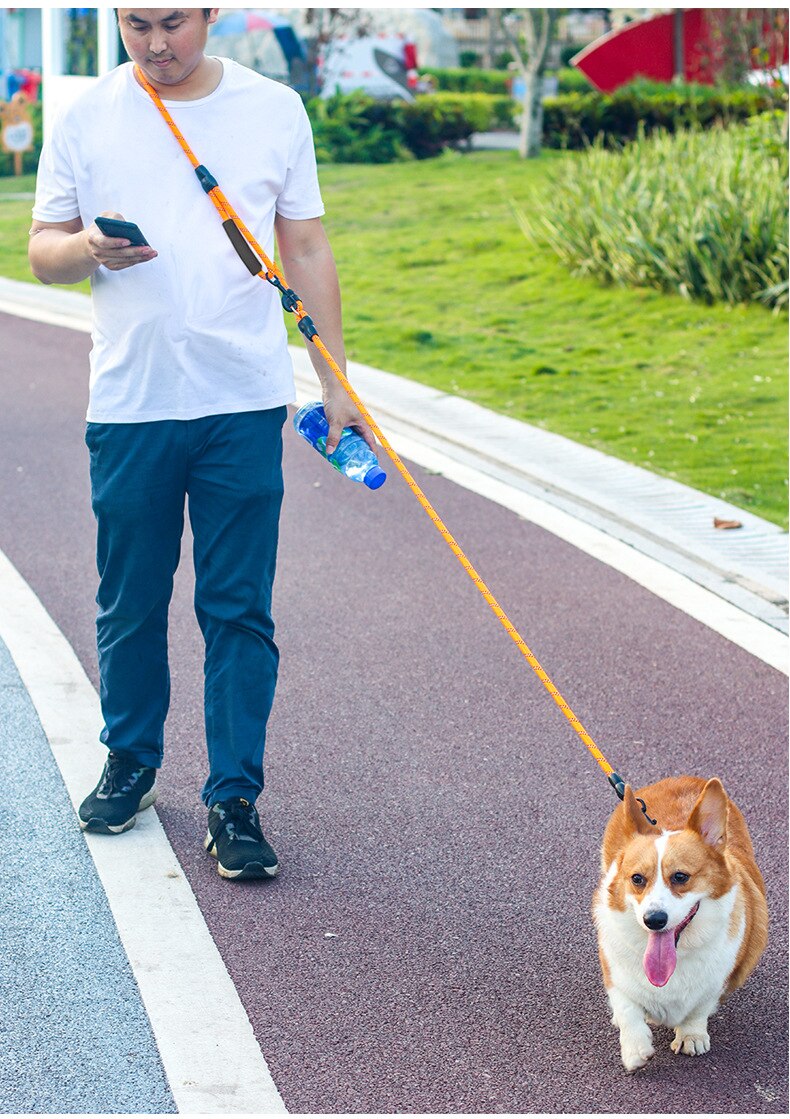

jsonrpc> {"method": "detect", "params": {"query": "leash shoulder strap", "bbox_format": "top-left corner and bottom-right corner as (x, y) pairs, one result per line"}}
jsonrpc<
(134, 64), (649, 814)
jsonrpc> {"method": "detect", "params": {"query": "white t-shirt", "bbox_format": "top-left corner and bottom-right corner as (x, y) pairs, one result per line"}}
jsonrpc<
(33, 60), (325, 423)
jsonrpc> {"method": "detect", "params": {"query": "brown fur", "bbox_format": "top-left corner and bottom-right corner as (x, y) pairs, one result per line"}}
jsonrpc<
(600, 776), (768, 1000)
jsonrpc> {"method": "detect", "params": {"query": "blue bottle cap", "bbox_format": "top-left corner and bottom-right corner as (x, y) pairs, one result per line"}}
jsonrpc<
(363, 465), (387, 490)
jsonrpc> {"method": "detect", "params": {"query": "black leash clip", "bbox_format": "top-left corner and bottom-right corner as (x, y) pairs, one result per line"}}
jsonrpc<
(264, 274), (318, 339)
(608, 771), (657, 827)
(265, 273), (300, 312)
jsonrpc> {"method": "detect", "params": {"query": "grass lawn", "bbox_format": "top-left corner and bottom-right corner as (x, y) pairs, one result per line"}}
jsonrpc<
(0, 175), (90, 293)
(2, 152), (787, 526)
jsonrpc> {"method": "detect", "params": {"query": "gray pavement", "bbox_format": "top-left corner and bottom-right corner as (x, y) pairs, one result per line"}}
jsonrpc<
(0, 637), (175, 1114)
(470, 131), (521, 151)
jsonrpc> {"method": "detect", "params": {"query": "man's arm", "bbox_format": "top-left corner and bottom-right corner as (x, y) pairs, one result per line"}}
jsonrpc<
(274, 214), (375, 455)
(28, 212), (157, 286)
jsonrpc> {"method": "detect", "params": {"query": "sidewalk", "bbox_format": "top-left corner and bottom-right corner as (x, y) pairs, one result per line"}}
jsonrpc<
(470, 130), (521, 151)
(0, 274), (787, 639)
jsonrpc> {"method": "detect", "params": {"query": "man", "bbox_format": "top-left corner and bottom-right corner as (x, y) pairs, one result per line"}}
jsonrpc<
(29, 8), (372, 879)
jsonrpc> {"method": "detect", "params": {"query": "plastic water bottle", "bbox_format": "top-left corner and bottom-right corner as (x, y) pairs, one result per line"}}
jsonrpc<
(293, 401), (387, 490)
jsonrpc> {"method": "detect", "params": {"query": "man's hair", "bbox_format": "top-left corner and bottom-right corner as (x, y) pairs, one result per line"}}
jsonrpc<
(115, 9), (213, 20)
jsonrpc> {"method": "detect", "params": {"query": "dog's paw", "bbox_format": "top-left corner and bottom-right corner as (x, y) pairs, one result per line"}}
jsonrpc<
(671, 1028), (710, 1057)
(620, 1035), (655, 1072)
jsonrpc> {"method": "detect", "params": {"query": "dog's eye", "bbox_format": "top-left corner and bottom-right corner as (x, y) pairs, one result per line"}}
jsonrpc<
(670, 871), (690, 885)
(631, 873), (646, 887)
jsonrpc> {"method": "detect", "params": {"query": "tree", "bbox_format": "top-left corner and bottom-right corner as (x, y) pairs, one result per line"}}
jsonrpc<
(498, 8), (558, 159)
(301, 8), (375, 97)
(701, 8), (789, 88)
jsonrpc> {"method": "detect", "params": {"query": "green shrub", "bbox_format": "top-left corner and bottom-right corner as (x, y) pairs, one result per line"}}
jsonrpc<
(422, 91), (514, 131)
(307, 91), (513, 163)
(423, 64), (594, 97)
(741, 107), (789, 164)
(488, 93), (517, 129)
(307, 93), (408, 164)
(0, 100), (42, 177)
(419, 67), (510, 95)
(542, 83), (786, 148)
(397, 93), (485, 158)
(522, 120), (788, 310)
(556, 66), (593, 93)
(424, 64), (595, 100)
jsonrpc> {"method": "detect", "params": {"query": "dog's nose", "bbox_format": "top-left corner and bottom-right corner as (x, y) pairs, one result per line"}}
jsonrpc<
(644, 910), (668, 931)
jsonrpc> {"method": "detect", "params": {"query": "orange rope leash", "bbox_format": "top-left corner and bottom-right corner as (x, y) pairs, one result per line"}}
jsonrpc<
(135, 66), (623, 792)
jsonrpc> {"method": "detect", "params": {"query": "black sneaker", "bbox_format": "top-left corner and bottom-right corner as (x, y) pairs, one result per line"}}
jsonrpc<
(204, 798), (279, 880)
(78, 751), (157, 834)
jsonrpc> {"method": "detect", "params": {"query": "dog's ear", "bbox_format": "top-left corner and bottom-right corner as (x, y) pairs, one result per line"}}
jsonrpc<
(687, 778), (728, 848)
(622, 785), (655, 836)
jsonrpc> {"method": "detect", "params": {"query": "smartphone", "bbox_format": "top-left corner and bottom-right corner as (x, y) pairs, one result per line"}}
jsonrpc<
(94, 216), (150, 246)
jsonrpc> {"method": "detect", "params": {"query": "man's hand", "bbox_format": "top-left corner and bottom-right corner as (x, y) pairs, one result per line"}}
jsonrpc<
(323, 383), (377, 457)
(29, 211), (157, 285)
(86, 211), (158, 271)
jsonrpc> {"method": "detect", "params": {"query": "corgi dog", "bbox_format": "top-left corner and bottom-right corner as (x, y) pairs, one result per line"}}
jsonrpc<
(594, 776), (767, 1072)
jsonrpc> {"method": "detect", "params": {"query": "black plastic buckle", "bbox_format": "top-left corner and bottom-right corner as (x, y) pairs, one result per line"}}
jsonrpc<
(280, 288), (300, 314)
(263, 273), (316, 336)
(609, 772), (626, 800)
(265, 273), (299, 312)
(194, 164), (218, 194)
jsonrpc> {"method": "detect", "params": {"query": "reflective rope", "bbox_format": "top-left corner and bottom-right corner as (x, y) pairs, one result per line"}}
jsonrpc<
(135, 65), (634, 797)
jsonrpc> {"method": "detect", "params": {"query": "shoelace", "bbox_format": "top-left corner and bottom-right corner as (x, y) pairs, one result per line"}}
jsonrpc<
(207, 799), (264, 853)
(100, 752), (147, 797)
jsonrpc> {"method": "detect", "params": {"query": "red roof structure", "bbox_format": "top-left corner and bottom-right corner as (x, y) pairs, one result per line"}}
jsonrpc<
(572, 8), (789, 93)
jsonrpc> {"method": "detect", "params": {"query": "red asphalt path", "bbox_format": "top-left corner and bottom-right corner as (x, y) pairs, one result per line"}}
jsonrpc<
(1, 312), (787, 1113)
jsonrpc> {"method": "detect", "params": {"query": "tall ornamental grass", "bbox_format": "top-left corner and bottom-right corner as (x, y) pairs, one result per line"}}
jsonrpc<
(522, 115), (788, 311)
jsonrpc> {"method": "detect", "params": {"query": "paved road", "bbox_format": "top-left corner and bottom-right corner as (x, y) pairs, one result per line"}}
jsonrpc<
(1, 312), (787, 1113)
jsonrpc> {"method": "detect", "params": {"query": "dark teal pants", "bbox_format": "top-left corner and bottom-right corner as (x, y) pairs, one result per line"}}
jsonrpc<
(86, 407), (287, 807)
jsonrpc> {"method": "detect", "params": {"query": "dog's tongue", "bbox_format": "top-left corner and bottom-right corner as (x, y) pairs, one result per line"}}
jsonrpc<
(644, 929), (677, 987)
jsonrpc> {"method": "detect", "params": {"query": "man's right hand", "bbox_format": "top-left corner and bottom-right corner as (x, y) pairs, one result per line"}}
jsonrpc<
(29, 212), (158, 285)
(86, 211), (158, 271)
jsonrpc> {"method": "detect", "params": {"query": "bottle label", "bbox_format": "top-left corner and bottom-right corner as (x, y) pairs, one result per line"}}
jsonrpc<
(316, 435), (342, 473)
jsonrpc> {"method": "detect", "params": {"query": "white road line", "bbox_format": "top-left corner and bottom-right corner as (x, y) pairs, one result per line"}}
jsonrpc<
(0, 549), (287, 1115)
(292, 383), (788, 676)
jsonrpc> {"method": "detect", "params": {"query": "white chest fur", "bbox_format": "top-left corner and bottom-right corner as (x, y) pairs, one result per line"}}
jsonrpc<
(594, 868), (744, 1026)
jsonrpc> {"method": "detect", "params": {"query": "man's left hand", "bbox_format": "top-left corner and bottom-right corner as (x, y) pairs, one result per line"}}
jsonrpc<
(323, 385), (377, 457)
